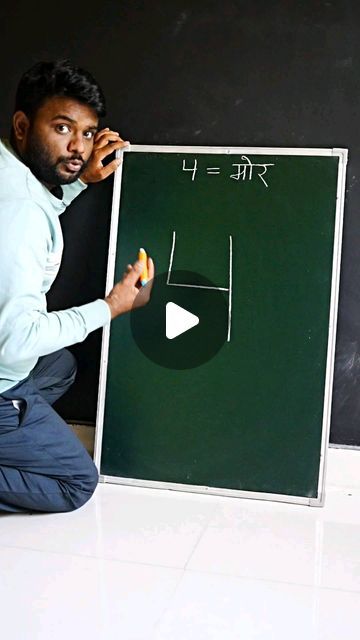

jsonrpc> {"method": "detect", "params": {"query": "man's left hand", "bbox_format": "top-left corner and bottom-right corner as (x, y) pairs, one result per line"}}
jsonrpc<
(81, 128), (129, 184)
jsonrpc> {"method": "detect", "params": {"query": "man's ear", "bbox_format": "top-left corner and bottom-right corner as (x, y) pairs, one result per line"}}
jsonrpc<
(12, 111), (30, 142)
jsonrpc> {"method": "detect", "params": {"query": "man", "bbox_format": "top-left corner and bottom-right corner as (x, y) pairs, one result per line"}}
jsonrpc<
(0, 60), (154, 513)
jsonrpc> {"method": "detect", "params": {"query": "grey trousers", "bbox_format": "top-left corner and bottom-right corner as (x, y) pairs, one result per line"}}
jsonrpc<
(0, 349), (98, 513)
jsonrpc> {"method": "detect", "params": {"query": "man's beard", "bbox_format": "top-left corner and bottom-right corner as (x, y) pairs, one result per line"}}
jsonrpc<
(22, 132), (88, 186)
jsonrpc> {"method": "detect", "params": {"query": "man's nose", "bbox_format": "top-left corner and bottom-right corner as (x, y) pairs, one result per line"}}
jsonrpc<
(67, 133), (85, 155)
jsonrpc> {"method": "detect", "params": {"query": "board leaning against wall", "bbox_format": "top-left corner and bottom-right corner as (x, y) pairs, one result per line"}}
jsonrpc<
(95, 145), (347, 506)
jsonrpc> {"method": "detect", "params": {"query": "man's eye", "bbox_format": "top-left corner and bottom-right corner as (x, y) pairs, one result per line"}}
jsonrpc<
(84, 131), (94, 139)
(56, 124), (70, 134)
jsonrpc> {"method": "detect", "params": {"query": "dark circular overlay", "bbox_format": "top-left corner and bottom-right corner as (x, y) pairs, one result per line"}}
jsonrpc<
(130, 270), (229, 370)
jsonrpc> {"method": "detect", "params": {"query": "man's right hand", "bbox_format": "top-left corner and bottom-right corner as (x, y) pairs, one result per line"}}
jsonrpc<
(104, 257), (155, 320)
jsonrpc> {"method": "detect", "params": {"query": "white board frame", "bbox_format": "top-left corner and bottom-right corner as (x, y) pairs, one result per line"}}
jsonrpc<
(94, 145), (348, 507)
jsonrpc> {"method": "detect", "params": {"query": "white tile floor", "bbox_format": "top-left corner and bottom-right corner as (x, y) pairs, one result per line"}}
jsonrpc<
(1, 448), (359, 639)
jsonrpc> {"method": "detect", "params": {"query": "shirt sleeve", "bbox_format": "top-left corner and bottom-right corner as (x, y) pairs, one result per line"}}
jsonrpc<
(0, 199), (111, 365)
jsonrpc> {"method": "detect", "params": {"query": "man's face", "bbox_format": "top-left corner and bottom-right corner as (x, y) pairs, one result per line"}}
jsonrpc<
(16, 96), (99, 186)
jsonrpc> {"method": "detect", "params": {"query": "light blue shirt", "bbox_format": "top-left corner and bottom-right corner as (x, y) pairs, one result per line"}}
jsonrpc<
(0, 139), (111, 393)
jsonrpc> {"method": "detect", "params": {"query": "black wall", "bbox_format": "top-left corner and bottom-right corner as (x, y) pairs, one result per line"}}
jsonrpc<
(1, 1), (359, 445)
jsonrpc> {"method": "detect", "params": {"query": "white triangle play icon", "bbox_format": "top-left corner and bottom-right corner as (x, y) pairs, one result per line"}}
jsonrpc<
(166, 302), (199, 340)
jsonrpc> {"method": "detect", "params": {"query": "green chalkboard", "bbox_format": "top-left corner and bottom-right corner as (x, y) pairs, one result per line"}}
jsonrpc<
(95, 146), (347, 505)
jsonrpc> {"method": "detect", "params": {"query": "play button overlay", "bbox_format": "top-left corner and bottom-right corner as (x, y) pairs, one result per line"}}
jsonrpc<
(166, 302), (199, 339)
(130, 270), (228, 369)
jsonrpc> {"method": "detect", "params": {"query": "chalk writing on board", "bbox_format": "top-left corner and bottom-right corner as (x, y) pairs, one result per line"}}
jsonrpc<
(182, 156), (275, 187)
(182, 158), (198, 181)
(230, 156), (274, 187)
(166, 230), (233, 342)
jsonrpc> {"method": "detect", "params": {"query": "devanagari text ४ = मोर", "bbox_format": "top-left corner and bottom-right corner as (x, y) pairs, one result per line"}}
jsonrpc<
(182, 155), (275, 187)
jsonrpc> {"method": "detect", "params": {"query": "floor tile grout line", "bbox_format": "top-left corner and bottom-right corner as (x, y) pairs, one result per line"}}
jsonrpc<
(180, 566), (360, 595)
(1, 542), (360, 596)
(151, 569), (187, 635)
(182, 505), (220, 571)
(0, 542), (188, 571)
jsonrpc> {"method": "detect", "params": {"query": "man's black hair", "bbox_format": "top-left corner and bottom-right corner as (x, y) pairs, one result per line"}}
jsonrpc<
(14, 59), (106, 118)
